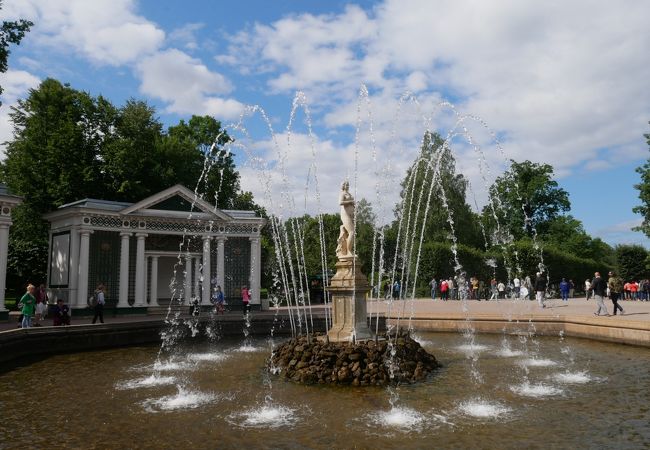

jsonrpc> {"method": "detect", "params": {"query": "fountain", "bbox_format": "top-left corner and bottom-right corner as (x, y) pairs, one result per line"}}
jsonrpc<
(269, 179), (440, 385)
(1, 88), (648, 448)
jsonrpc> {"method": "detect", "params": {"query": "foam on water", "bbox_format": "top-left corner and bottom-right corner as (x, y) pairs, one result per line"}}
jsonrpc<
(456, 344), (490, 354)
(187, 352), (229, 363)
(551, 371), (592, 384)
(117, 375), (177, 390)
(519, 358), (558, 367)
(366, 406), (428, 431)
(234, 344), (261, 353)
(495, 348), (525, 357)
(511, 382), (563, 397)
(142, 388), (218, 412)
(151, 360), (194, 372)
(458, 399), (512, 419)
(228, 405), (299, 428)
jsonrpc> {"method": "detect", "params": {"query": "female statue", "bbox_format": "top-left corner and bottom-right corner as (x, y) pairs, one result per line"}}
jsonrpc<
(336, 181), (355, 258)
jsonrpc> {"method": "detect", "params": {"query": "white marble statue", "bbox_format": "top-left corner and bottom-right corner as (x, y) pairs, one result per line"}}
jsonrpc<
(336, 180), (355, 258)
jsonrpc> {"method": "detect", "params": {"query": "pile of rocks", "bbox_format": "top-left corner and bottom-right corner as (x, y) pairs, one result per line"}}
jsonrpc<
(269, 333), (440, 386)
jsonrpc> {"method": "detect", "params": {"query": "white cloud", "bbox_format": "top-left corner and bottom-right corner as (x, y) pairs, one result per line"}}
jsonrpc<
(136, 49), (243, 119)
(4, 0), (165, 65)
(169, 23), (204, 50)
(595, 219), (650, 248)
(218, 0), (650, 189)
(0, 70), (41, 159)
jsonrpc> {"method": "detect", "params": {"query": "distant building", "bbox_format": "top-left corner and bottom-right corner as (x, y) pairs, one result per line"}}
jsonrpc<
(44, 184), (265, 312)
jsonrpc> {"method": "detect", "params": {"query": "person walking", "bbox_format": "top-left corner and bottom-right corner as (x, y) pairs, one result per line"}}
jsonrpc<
(213, 285), (225, 314)
(534, 272), (547, 308)
(19, 284), (36, 328)
(490, 278), (498, 300)
(585, 279), (592, 300)
(591, 272), (609, 316)
(392, 280), (401, 300)
(513, 276), (521, 299)
(559, 278), (570, 302)
(440, 279), (448, 301)
(429, 277), (437, 300)
(241, 285), (251, 315)
(497, 281), (506, 300)
(92, 283), (106, 324)
(607, 271), (625, 315)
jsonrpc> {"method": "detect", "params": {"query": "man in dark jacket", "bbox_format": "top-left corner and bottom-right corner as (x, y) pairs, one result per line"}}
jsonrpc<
(591, 272), (609, 316)
(534, 272), (547, 308)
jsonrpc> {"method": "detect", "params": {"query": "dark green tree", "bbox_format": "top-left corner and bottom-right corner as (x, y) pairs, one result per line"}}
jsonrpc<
(615, 244), (648, 281)
(542, 215), (614, 263)
(395, 131), (482, 247)
(633, 123), (650, 237)
(0, 1), (33, 105)
(484, 160), (570, 239)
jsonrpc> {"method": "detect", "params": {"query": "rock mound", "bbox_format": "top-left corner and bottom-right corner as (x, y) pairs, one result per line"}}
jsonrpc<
(269, 333), (440, 386)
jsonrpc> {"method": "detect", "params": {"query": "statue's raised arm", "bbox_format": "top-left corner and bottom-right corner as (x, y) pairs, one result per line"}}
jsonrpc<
(336, 181), (355, 259)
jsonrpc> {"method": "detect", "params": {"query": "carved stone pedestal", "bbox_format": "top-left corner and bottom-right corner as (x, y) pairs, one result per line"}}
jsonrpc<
(324, 256), (373, 342)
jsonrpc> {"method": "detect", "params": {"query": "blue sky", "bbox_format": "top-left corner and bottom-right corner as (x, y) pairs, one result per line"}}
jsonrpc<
(1, 0), (649, 247)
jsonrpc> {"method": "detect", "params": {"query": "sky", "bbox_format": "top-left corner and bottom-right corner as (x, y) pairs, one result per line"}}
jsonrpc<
(1, 0), (649, 248)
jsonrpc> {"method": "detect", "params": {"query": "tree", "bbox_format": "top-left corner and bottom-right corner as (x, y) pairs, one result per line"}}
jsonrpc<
(0, 79), (258, 294)
(484, 160), (570, 240)
(633, 123), (650, 237)
(0, 1), (33, 105)
(394, 131), (482, 248)
(542, 215), (614, 263)
(615, 244), (648, 281)
(164, 115), (246, 209)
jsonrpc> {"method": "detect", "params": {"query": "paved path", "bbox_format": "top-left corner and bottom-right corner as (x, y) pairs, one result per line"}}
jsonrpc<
(3, 297), (649, 333)
(368, 297), (650, 325)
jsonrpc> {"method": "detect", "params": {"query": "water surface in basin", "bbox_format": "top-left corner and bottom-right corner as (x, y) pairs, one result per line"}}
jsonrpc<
(0, 333), (648, 449)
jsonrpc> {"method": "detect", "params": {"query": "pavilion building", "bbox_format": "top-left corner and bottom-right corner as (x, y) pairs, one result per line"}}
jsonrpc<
(43, 185), (265, 313)
(0, 184), (23, 320)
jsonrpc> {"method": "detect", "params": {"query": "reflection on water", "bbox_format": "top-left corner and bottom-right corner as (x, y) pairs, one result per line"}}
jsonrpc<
(0, 333), (649, 449)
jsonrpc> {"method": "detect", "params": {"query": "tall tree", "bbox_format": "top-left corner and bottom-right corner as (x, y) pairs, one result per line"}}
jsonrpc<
(395, 131), (482, 248)
(0, 1), (33, 106)
(633, 123), (650, 237)
(615, 244), (648, 281)
(484, 160), (570, 240)
(164, 115), (244, 208)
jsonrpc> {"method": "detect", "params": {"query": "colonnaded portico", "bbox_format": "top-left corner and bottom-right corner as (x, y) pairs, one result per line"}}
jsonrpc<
(0, 184), (23, 320)
(44, 185), (265, 313)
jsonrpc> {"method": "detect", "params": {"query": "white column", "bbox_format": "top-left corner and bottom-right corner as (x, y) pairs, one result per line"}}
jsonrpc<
(201, 236), (211, 305)
(76, 229), (92, 308)
(193, 257), (200, 301)
(0, 224), (9, 312)
(144, 255), (149, 305)
(150, 255), (159, 307)
(118, 232), (131, 308)
(69, 227), (80, 306)
(249, 236), (262, 305)
(134, 233), (147, 307)
(184, 255), (192, 304)
(216, 237), (226, 290)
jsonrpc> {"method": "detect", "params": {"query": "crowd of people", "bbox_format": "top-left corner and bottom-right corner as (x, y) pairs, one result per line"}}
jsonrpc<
(18, 283), (71, 328)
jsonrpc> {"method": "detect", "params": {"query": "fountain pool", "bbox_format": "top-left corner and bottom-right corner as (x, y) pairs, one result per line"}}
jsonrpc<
(1, 332), (648, 449)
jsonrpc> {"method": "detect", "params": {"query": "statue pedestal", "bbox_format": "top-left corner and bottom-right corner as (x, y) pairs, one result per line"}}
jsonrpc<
(324, 256), (373, 342)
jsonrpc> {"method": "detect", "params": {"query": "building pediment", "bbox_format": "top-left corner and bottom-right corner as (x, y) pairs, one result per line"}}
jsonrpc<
(119, 184), (232, 221)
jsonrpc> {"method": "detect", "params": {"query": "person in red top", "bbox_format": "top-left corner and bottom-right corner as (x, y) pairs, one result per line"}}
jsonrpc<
(440, 279), (448, 301)
(629, 281), (639, 300)
(623, 282), (631, 300)
(241, 285), (251, 316)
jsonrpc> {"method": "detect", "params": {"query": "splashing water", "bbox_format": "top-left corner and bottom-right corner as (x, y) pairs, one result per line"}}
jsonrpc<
(116, 375), (177, 390)
(510, 382), (563, 397)
(519, 358), (558, 367)
(228, 404), (300, 429)
(551, 371), (592, 384)
(142, 387), (220, 412)
(458, 399), (512, 419)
